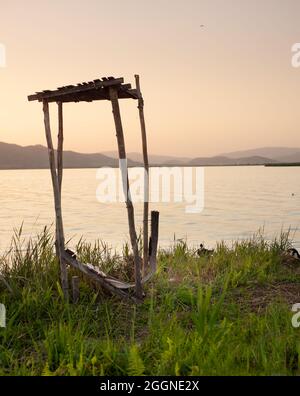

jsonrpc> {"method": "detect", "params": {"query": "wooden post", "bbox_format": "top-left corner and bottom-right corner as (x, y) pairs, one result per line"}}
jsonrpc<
(109, 87), (143, 299)
(149, 211), (159, 272)
(57, 101), (65, 244)
(43, 100), (68, 300)
(135, 75), (149, 276)
(57, 102), (63, 197)
(72, 276), (80, 303)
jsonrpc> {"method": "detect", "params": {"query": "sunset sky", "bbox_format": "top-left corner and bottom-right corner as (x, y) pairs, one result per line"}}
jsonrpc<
(1, 0), (300, 157)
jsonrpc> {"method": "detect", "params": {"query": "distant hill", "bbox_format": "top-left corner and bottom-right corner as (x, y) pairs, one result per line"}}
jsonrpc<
(221, 147), (300, 160)
(276, 152), (300, 163)
(0, 142), (139, 169)
(104, 152), (277, 166)
(104, 147), (297, 166)
(0, 142), (298, 169)
(189, 155), (277, 166)
(102, 151), (191, 165)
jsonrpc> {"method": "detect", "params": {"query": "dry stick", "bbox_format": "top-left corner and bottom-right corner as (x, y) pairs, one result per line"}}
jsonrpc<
(56, 101), (67, 296)
(135, 75), (149, 276)
(43, 100), (69, 300)
(109, 87), (143, 299)
(57, 102), (65, 244)
(57, 102), (64, 198)
(149, 211), (159, 272)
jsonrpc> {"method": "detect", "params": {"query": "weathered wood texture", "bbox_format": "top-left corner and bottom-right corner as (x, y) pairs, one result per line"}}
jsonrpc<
(149, 211), (160, 272)
(135, 75), (149, 275)
(43, 101), (68, 300)
(62, 251), (141, 303)
(30, 76), (157, 303)
(28, 77), (138, 103)
(64, 249), (155, 290)
(56, 101), (66, 286)
(57, 102), (63, 196)
(109, 86), (143, 299)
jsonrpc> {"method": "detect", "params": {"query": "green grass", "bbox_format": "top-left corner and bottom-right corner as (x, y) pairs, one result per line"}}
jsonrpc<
(0, 228), (300, 376)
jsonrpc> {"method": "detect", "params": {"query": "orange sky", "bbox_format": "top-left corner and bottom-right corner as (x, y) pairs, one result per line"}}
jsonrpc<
(1, 0), (300, 157)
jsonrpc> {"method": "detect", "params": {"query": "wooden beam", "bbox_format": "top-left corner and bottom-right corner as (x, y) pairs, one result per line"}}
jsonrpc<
(149, 211), (159, 272)
(109, 86), (143, 299)
(28, 78), (124, 102)
(123, 89), (139, 100)
(57, 102), (63, 196)
(43, 100), (68, 300)
(57, 101), (65, 246)
(62, 252), (140, 303)
(135, 75), (150, 276)
(31, 85), (136, 104)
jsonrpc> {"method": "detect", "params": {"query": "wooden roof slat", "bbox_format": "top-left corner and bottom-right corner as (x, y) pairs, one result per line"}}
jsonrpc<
(37, 84), (135, 104)
(123, 88), (139, 99)
(28, 77), (125, 102)
(27, 77), (139, 103)
(43, 91), (108, 103)
(119, 83), (132, 90)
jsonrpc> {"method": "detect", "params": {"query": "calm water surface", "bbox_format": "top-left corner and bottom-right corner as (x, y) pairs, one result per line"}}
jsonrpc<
(0, 166), (299, 252)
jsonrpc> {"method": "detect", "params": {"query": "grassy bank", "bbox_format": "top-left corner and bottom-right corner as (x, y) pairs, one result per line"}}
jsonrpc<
(0, 229), (300, 376)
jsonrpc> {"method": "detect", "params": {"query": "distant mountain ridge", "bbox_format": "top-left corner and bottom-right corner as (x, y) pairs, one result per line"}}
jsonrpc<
(0, 142), (139, 169)
(276, 152), (300, 163)
(102, 150), (279, 166)
(102, 151), (191, 165)
(107, 146), (300, 165)
(221, 146), (300, 160)
(0, 142), (299, 169)
(188, 155), (277, 166)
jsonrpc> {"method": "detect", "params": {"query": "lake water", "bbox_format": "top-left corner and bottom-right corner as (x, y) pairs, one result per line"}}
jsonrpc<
(0, 166), (299, 253)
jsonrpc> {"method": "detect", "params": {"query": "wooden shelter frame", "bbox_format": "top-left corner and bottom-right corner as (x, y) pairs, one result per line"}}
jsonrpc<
(28, 76), (159, 302)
